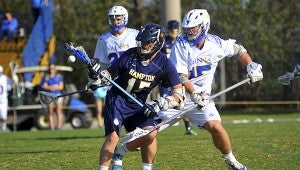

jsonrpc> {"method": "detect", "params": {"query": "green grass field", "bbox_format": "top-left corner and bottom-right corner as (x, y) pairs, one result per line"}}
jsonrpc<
(0, 111), (299, 170)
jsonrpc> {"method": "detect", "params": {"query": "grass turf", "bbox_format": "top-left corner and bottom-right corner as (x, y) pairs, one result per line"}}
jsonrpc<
(0, 112), (299, 169)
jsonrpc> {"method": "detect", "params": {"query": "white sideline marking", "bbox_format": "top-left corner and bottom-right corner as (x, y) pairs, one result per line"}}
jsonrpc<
(223, 117), (300, 124)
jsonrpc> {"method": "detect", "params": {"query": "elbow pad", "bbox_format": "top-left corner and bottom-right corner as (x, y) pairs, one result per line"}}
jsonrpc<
(233, 43), (247, 59)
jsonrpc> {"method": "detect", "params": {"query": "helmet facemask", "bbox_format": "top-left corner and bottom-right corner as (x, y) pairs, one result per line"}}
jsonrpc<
(137, 39), (160, 62)
(183, 25), (202, 42)
(136, 24), (165, 62)
(109, 15), (126, 33)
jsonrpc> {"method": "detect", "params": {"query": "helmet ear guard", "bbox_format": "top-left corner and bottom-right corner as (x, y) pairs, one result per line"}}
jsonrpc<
(136, 23), (166, 61)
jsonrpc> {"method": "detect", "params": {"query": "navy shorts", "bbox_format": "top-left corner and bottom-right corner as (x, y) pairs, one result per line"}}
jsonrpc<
(103, 91), (156, 136)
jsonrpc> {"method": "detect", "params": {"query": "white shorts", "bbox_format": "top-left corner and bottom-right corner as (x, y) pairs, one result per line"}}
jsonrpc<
(0, 102), (8, 120)
(156, 100), (221, 129)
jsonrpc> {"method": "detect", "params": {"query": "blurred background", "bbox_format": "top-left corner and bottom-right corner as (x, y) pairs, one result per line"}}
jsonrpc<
(1, 0), (299, 113)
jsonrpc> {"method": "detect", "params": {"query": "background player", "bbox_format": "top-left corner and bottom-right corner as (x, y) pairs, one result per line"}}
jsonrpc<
(92, 5), (139, 128)
(161, 19), (198, 135)
(0, 65), (12, 131)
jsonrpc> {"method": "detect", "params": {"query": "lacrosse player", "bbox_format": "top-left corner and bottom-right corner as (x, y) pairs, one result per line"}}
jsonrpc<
(160, 19), (198, 135)
(167, 9), (263, 170)
(88, 23), (185, 170)
(0, 65), (12, 131)
(92, 6), (139, 128)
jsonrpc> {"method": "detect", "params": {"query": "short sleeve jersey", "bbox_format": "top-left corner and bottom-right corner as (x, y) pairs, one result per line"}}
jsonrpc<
(94, 28), (139, 65)
(170, 33), (237, 95)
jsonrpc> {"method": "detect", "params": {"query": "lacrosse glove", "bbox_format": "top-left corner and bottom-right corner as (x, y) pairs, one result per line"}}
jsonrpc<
(86, 58), (102, 91)
(87, 58), (101, 80)
(294, 64), (300, 77)
(143, 101), (160, 118)
(190, 92), (208, 111)
(247, 62), (263, 83)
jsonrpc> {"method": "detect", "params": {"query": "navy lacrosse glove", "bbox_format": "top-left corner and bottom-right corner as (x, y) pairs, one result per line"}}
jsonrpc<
(87, 58), (101, 80)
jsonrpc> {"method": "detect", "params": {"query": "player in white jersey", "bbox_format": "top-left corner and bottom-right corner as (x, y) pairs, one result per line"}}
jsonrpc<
(168, 9), (263, 170)
(92, 6), (139, 128)
(0, 65), (12, 131)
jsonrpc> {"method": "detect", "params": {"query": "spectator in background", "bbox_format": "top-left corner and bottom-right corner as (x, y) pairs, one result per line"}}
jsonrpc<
(0, 12), (18, 41)
(31, 0), (48, 23)
(92, 5), (139, 128)
(0, 65), (12, 131)
(160, 20), (198, 135)
(42, 64), (64, 130)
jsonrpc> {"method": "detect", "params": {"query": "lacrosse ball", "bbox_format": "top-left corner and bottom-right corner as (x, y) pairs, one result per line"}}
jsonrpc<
(68, 55), (76, 62)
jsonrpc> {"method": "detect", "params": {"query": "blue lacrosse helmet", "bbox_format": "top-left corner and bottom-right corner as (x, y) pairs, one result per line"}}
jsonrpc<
(167, 20), (180, 30)
(136, 23), (165, 61)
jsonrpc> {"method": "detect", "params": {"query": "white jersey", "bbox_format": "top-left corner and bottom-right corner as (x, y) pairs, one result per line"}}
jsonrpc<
(94, 28), (139, 65)
(170, 33), (237, 96)
(160, 34), (239, 127)
(0, 74), (12, 120)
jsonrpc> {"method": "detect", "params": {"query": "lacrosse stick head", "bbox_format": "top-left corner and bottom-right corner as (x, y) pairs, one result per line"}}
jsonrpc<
(278, 72), (294, 85)
(64, 43), (90, 65)
(38, 91), (58, 108)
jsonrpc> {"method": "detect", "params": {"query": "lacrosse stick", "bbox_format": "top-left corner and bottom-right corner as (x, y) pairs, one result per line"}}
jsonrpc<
(278, 64), (300, 85)
(64, 43), (145, 108)
(121, 78), (251, 145)
(38, 89), (89, 107)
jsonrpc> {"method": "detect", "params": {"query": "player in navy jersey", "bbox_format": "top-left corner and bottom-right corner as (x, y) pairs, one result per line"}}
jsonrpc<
(88, 23), (185, 170)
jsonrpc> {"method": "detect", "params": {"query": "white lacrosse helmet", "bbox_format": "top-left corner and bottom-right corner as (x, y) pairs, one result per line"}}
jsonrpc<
(182, 9), (210, 45)
(108, 6), (128, 31)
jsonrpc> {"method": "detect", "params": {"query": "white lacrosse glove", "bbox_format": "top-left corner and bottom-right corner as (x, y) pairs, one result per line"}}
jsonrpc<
(293, 64), (300, 78)
(143, 101), (160, 118)
(190, 92), (208, 111)
(247, 62), (263, 83)
(154, 95), (185, 111)
(86, 77), (102, 92)
(155, 97), (170, 111)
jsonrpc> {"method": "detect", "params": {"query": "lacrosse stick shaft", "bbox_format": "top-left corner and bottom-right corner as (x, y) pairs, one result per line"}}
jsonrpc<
(64, 43), (145, 108)
(153, 77), (251, 131)
(100, 72), (144, 107)
(54, 85), (106, 98)
(57, 89), (89, 98)
(210, 78), (250, 99)
(121, 78), (251, 144)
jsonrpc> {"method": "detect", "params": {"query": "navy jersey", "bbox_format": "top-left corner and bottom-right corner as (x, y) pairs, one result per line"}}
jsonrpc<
(107, 47), (180, 115)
